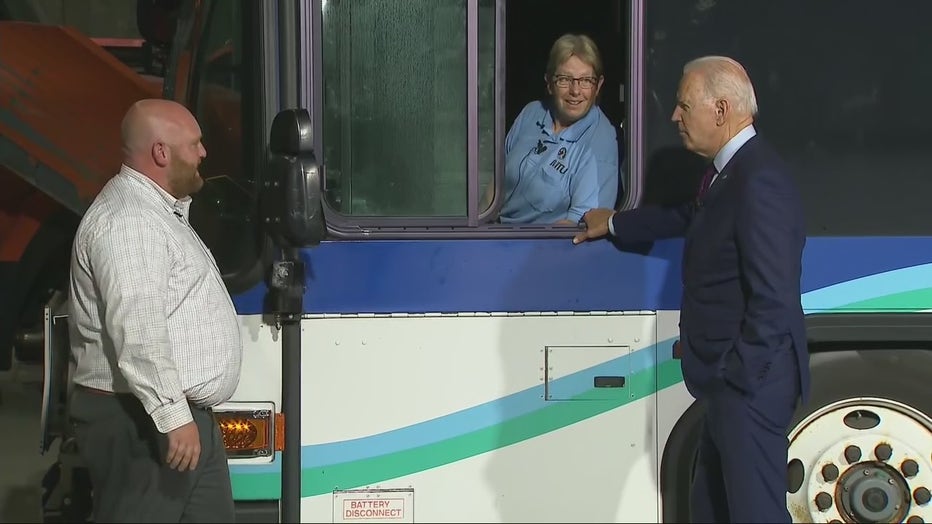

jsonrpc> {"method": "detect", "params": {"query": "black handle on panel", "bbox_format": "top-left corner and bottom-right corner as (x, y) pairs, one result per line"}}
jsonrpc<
(594, 376), (626, 388)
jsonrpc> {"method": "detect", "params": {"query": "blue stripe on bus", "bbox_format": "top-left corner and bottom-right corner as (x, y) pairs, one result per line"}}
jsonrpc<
(231, 236), (932, 315)
(233, 238), (684, 314)
(230, 337), (674, 475)
(802, 261), (932, 310)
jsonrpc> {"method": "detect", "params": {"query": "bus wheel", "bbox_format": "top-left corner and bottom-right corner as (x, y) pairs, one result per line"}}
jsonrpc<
(786, 352), (932, 523)
(40, 448), (93, 522)
(660, 398), (704, 523)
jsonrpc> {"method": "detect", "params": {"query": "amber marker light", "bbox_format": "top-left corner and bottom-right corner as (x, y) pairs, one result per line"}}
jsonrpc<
(215, 409), (283, 458)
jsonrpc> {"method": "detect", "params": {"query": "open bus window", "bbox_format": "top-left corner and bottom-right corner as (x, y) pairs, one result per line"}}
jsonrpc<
(499, 0), (627, 222)
(319, 0), (627, 228)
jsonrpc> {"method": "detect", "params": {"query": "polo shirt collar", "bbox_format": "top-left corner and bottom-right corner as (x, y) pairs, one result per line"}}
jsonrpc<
(536, 101), (599, 143)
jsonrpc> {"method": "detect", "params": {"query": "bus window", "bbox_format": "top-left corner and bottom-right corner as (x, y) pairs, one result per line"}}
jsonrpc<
(501, 0), (627, 218)
(321, 0), (494, 217)
(185, 0), (262, 286)
(320, 0), (629, 229)
(504, 0), (625, 139)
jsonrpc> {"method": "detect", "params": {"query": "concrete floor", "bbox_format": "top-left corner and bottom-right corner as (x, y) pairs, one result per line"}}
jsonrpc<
(0, 364), (58, 523)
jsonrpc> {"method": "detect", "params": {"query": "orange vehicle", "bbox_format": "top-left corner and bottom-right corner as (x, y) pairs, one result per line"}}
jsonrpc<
(0, 0), (176, 372)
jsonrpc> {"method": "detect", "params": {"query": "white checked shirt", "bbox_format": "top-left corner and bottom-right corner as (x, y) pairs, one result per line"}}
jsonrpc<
(69, 164), (242, 433)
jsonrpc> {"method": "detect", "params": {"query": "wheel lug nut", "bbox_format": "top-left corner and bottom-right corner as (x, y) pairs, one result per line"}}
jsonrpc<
(906, 516), (924, 524)
(875, 443), (893, 461)
(815, 491), (833, 511)
(845, 445), (862, 464)
(822, 463), (839, 482)
(914, 487), (931, 506)
(902, 459), (920, 478)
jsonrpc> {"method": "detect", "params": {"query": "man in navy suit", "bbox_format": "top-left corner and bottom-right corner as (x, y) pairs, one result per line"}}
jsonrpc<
(574, 56), (808, 523)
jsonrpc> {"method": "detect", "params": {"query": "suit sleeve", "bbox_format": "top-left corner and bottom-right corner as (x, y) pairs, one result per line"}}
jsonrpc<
(610, 203), (692, 243)
(725, 170), (805, 392)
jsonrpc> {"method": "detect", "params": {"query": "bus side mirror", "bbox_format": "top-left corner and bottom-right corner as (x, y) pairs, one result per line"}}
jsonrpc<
(260, 109), (326, 247)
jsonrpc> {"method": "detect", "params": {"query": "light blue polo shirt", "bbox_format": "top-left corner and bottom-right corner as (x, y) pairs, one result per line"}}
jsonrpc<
(501, 101), (617, 223)
(583, 106), (620, 207)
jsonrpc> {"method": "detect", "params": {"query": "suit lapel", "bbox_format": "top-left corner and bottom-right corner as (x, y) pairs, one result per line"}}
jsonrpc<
(684, 136), (760, 267)
(697, 134), (761, 209)
(699, 165), (733, 208)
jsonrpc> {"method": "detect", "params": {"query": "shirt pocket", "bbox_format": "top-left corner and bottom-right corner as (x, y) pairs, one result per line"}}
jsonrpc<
(526, 165), (569, 213)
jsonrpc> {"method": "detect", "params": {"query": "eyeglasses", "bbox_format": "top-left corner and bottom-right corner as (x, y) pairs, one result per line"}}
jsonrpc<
(552, 75), (599, 89)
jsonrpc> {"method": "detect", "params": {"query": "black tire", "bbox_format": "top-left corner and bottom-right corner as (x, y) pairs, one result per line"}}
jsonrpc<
(660, 398), (704, 523)
(41, 461), (93, 523)
(660, 348), (932, 523)
(790, 349), (932, 428)
(0, 209), (77, 368)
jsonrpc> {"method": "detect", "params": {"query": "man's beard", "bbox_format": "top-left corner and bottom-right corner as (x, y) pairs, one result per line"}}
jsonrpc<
(169, 158), (203, 197)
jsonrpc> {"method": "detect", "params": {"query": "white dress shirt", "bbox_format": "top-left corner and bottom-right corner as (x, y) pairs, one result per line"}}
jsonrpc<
(69, 164), (242, 433)
(709, 124), (757, 186)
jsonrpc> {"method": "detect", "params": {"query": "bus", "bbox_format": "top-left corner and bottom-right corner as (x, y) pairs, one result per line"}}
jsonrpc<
(39, 0), (932, 522)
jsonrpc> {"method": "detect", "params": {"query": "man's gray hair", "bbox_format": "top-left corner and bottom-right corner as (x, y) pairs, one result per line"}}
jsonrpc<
(684, 56), (759, 116)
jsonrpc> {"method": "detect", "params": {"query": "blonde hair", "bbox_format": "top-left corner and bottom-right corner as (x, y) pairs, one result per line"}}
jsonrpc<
(683, 55), (758, 116)
(546, 33), (604, 79)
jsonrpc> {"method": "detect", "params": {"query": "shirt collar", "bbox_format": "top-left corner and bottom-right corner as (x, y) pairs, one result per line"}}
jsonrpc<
(120, 164), (193, 218)
(537, 103), (600, 143)
(712, 124), (756, 173)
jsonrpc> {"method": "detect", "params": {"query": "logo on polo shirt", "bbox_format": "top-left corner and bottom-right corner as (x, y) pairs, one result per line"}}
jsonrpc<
(549, 158), (568, 174)
(558, 147), (567, 160)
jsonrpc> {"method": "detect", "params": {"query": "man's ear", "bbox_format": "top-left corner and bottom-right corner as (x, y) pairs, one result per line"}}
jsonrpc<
(544, 74), (553, 96)
(152, 140), (170, 168)
(715, 98), (728, 126)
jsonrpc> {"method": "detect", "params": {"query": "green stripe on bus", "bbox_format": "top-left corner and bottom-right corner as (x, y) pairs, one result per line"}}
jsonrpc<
(231, 359), (684, 499)
(835, 287), (932, 312)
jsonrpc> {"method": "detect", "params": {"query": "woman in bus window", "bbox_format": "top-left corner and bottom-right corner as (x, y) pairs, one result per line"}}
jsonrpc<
(499, 33), (618, 224)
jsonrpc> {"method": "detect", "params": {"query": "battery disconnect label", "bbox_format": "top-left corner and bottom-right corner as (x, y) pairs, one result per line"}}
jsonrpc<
(333, 488), (414, 523)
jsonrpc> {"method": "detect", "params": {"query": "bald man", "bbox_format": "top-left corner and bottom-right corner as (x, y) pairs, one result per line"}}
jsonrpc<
(67, 99), (242, 522)
(575, 57), (807, 522)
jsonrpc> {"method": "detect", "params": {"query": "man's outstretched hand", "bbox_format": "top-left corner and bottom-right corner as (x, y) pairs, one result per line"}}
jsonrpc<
(573, 208), (615, 245)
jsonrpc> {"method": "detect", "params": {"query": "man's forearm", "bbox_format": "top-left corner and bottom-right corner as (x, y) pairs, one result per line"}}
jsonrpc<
(610, 204), (691, 243)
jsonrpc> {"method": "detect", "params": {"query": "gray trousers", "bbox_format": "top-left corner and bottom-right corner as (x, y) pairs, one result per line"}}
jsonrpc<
(69, 387), (235, 523)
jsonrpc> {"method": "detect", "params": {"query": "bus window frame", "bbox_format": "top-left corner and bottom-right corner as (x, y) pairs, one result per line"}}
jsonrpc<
(304, 0), (644, 240)
(169, 0), (273, 293)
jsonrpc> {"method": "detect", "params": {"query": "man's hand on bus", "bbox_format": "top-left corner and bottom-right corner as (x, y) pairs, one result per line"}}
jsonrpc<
(573, 208), (615, 244)
(166, 421), (201, 471)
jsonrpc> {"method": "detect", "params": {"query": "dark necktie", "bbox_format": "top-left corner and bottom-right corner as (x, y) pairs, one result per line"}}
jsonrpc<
(696, 164), (717, 200)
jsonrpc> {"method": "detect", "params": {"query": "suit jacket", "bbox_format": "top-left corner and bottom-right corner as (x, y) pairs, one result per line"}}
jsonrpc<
(612, 135), (809, 401)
